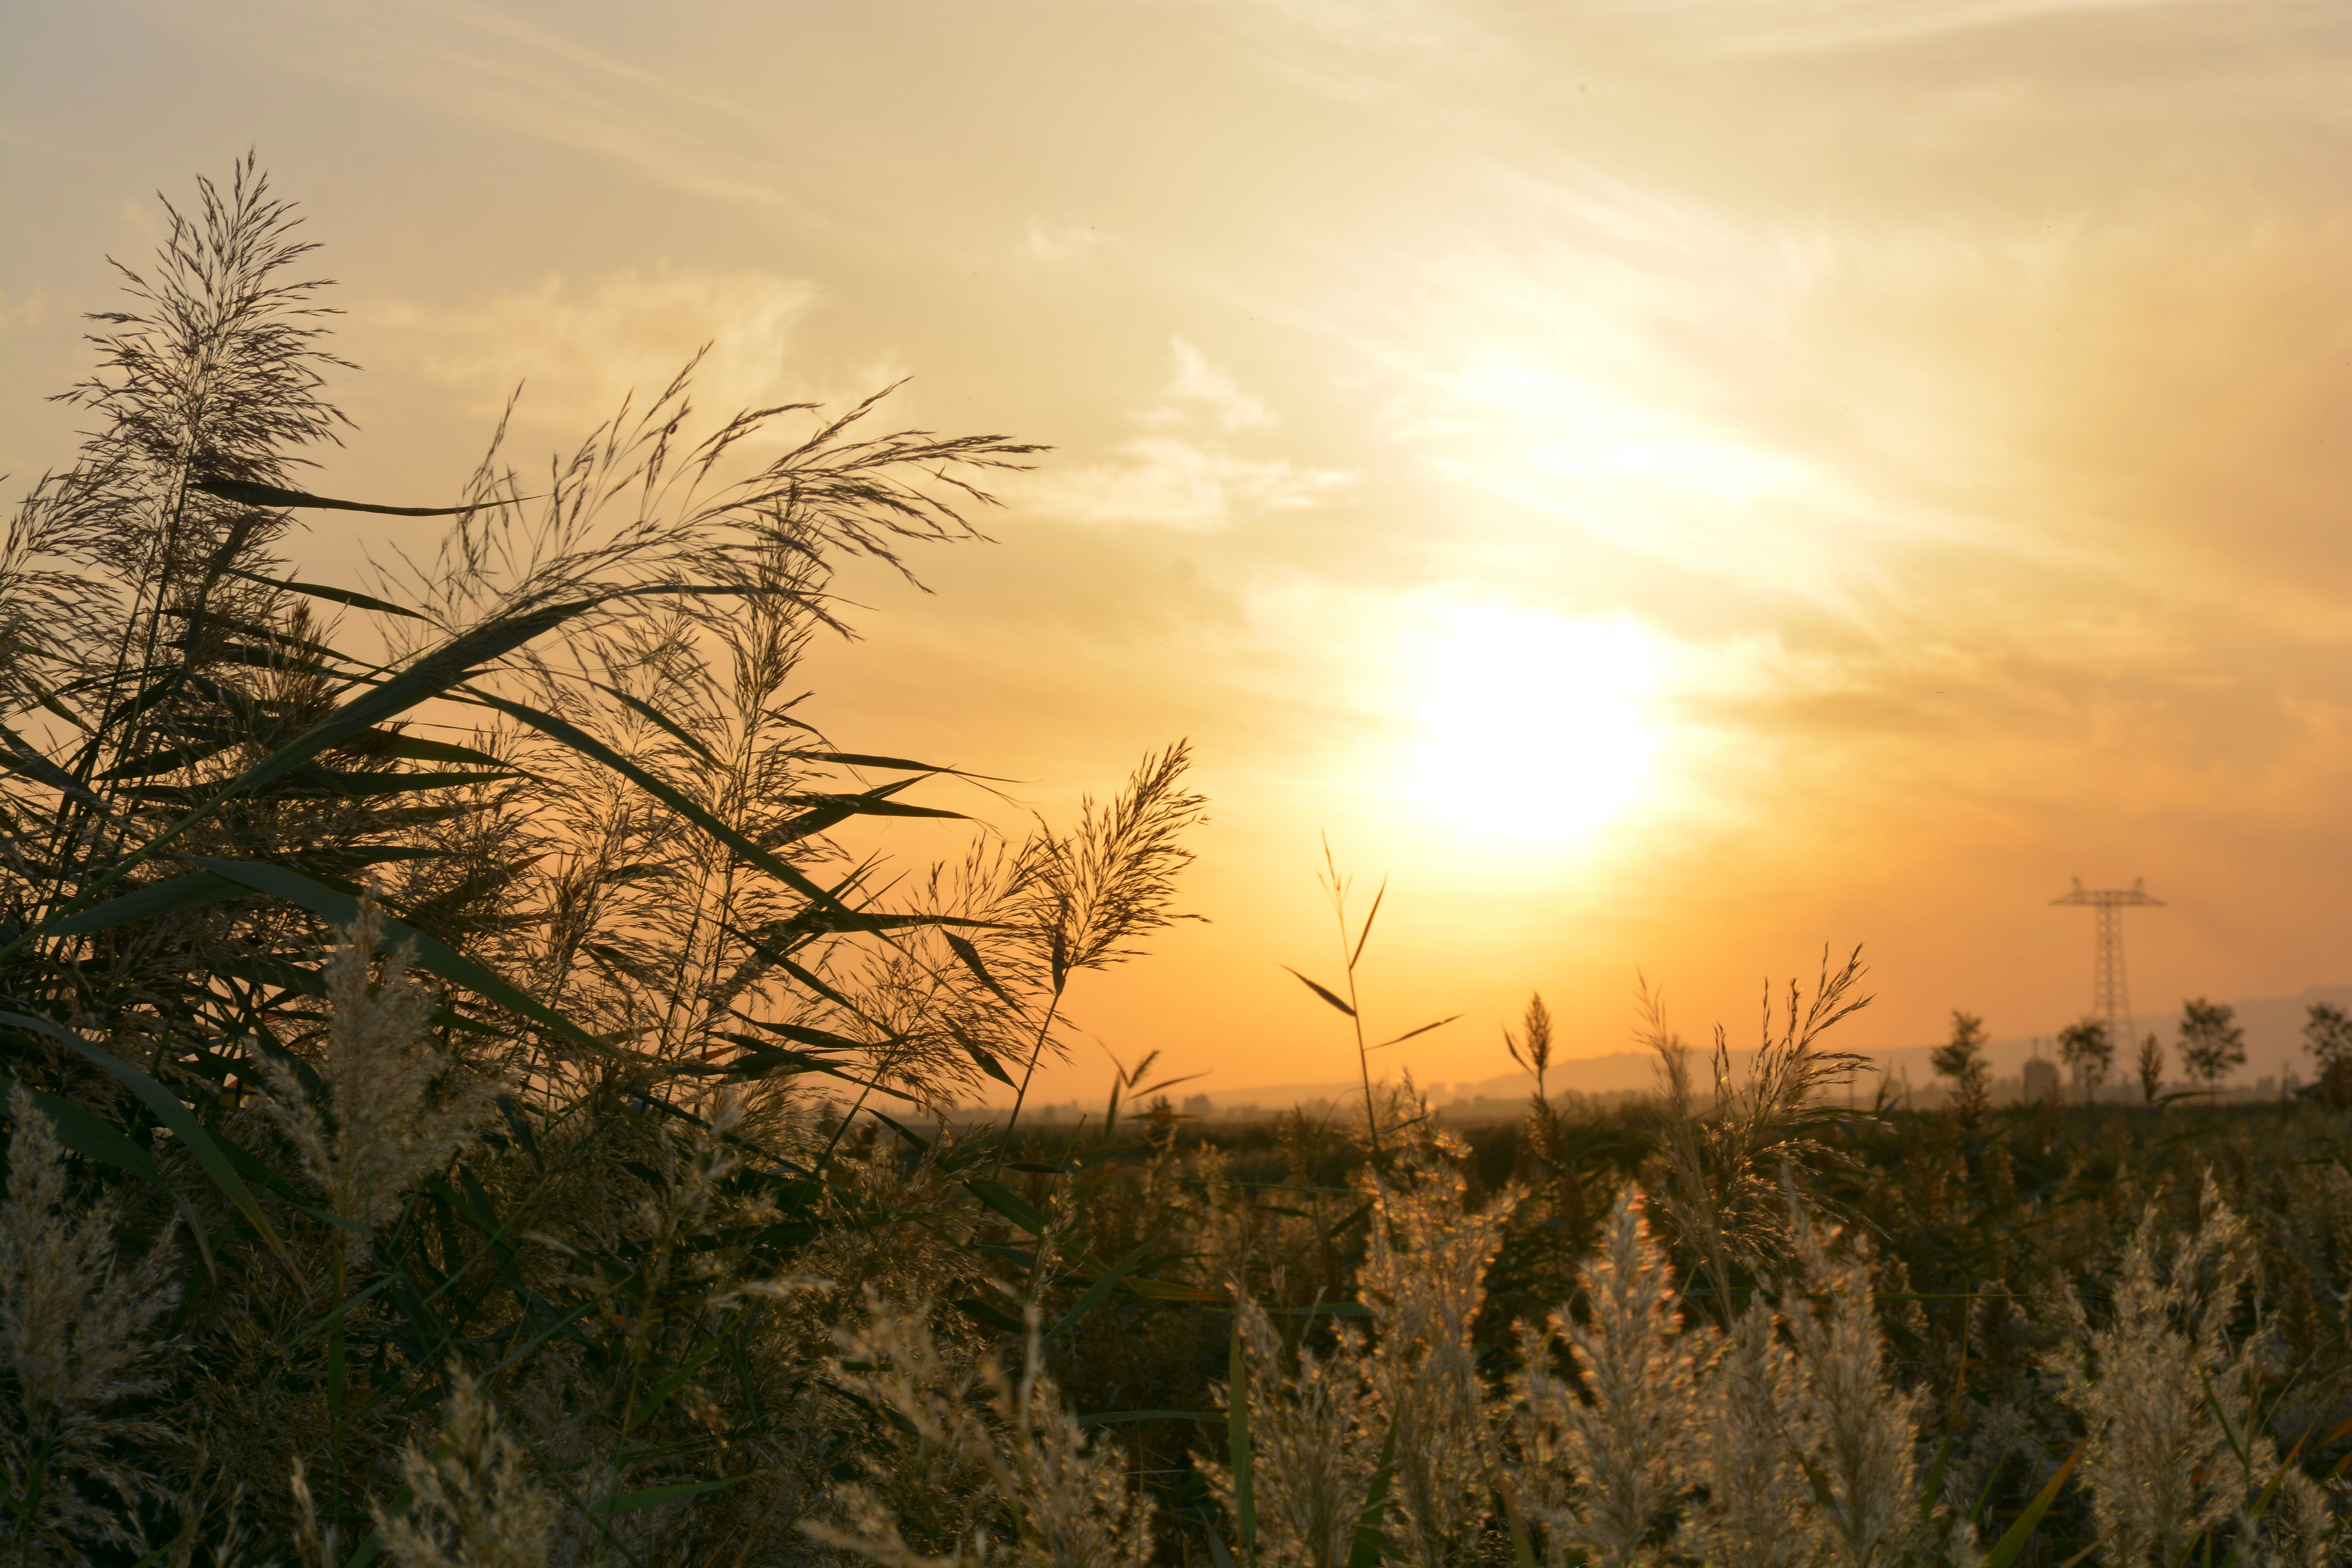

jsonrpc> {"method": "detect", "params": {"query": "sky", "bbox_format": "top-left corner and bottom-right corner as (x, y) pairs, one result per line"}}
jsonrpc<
(4, 0), (2348, 1105)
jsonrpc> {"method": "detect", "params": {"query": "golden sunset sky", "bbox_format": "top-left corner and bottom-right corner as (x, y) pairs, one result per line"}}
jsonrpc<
(5, 1), (2347, 1105)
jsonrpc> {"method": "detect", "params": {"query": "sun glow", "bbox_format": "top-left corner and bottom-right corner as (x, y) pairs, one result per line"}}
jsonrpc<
(1400, 604), (1669, 846)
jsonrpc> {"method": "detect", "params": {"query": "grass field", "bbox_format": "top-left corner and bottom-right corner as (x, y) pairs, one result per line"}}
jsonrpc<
(5, 161), (2349, 1568)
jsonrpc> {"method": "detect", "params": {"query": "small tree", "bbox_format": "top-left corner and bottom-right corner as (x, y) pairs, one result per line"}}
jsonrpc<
(2056, 1017), (2114, 1105)
(2135, 1031), (2165, 1105)
(2303, 1001), (2352, 1109)
(2177, 997), (2247, 1100)
(1929, 1009), (1991, 1124)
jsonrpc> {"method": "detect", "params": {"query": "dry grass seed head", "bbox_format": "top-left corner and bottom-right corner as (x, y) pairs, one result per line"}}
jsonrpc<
(373, 1363), (557, 1568)
(0, 1085), (181, 1556)
(812, 1294), (1152, 1568)
(1777, 1204), (1926, 1568)
(2056, 1177), (2271, 1568)
(1358, 1157), (1518, 1568)
(254, 892), (490, 1260)
(1688, 1299), (1820, 1568)
(1510, 1185), (1708, 1568)
(1019, 744), (1206, 995)
(1642, 950), (1870, 1307)
(1205, 1294), (1383, 1568)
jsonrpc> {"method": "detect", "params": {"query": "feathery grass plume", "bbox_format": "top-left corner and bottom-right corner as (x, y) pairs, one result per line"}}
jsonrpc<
(1205, 1293), (1385, 1568)
(0, 490), (111, 716)
(809, 1293), (1154, 1568)
(998, 743), (1207, 1147)
(1505, 992), (1573, 1176)
(1510, 1185), (1708, 1568)
(610, 1084), (814, 1361)
(1687, 1299), (1819, 1568)
(2251, 1467), (2338, 1568)
(371, 1364), (556, 1568)
(23, 155), (351, 733)
(1, 1085), (180, 1560)
(1777, 1202), (1928, 1568)
(381, 349), (1038, 661)
(1022, 743), (1207, 984)
(1644, 949), (1871, 1311)
(2055, 1177), (2272, 1567)
(252, 891), (491, 1259)
(1358, 1155), (1518, 1568)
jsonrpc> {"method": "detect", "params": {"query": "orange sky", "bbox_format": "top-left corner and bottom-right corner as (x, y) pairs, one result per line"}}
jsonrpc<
(5, 1), (2349, 1105)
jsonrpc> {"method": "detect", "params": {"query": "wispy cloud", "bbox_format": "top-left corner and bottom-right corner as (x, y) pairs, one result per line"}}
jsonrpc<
(358, 266), (837, 431)
(1024, 338), (1350, 530)
(240, 0), (807, 213)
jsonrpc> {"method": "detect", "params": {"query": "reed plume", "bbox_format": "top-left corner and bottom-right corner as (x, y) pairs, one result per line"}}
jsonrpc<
(809, 1294), (1155, 1568)
(1205, 1294), (1385, 1568)
(0, 1085), (180, 1560)
(1510, 1186), (1706, 1568)
(1645, 949), (1871, 1312)
(1687, 1300), (1818, 1568)
(1777, 1208), (1928, 1568)
(2056, 1178), (2270, 1567)
(371, 1365), (556, 1568)
(250, 893), (491, 1261)
(998, 743), (1208, 1149)
(1358, 1157), (1516, 1568)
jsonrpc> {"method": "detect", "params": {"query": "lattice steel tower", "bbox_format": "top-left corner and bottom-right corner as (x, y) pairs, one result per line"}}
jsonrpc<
(2050, 877), (2164, 1051)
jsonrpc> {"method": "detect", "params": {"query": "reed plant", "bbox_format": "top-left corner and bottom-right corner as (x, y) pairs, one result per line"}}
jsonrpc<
(0, 159), (1189, 1565)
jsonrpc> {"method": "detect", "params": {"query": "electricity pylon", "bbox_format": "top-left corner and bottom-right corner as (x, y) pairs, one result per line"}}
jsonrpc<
(2051, 877), (2164, 1060)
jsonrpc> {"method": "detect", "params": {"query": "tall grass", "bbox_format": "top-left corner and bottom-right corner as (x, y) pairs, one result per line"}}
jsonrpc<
(0, 159), (1177, 1564)
(5, 162), (2352, 1568)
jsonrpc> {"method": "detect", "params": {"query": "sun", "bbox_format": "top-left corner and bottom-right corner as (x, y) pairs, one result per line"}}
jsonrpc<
(1398, 603), (1668, 845)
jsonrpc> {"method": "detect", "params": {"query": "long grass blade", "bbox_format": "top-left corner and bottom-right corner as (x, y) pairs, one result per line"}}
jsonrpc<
(1345, 1413), (1399, 1568)
(1, 723), (110, 813)
(222, 567), (427, 619)
(470, 690), (844, 910)
(193, 475), (499, 517)
(183, 857), (624, 1063)
(1981, 1440), (2083, 1568)
(45, 870), (242, 936)
(1045, 1231), (1166, 1344)
(1349, 878), (1386, 972)
(1228, 1324), (1257, 1568)
(0, 1070), (168, 1189)
(1282, 967), (1356, 1017)
(1, 1012), (291, 1267)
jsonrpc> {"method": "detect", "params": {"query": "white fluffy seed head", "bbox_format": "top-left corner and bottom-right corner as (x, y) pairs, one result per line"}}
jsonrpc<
(374, 1364), (556, 1568)
(1359, 1160), (1518, 1568)
(810, 1292), (1155, 1568)
(2056, 1178), (2269, 1568)
(254, 892), (490, 1260)
(1510, 1186), (1708, 1568)
(0, 1085), (180, 1551)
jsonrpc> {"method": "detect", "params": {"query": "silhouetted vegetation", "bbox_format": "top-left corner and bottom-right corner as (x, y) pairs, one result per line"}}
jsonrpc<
(7, 162), (2352, 1568)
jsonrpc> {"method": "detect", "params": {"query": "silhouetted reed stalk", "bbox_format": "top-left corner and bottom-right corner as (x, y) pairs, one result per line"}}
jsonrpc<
(993, 744), (1205, 1166)
(1645, 947), (1871, 1317)
(1283, 844), (1458, 1168)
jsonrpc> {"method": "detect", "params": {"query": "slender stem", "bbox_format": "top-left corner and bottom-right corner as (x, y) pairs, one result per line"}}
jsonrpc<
(992, 984), (1067, 1180)
(22, 456), (198, 980)
(1336, 889), (1378, 1165)
(328, 1247), (346, 1535)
